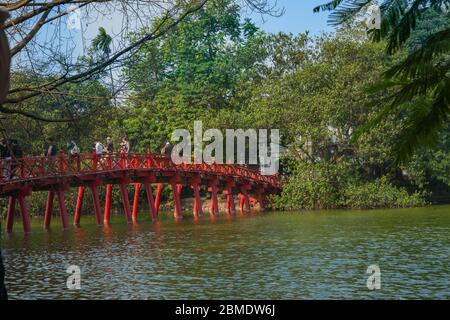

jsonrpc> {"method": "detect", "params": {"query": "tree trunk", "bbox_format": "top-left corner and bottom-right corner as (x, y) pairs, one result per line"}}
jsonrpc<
(0, 247), (7, 300)
(0, 7), (10, 300)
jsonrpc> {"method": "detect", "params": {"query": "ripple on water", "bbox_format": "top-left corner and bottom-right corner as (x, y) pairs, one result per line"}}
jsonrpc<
(2, 206), (450, 299)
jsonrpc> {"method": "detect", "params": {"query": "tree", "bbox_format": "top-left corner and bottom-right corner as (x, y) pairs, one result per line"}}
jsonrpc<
(314, 0), (450, 162)
(122, 0), (272, 151)
(91, 27), (116, 104)
(0, 0), (281, 119)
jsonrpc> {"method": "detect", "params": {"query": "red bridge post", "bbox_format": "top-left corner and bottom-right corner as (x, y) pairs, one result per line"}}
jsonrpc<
(131, 183), (141, 222)
(56, 186), (68, 230)
(224, 181), (236, 215)
(103, 184), (112, 224)
(74, 186), (85, 226)
(169, 175), (182, 219)
(208, 179), (219, 216)
(171, 184), (182, 219)
(144, 181), (157, 220)
(5, 196), (16, 233)
(256, 187), (265, 211)
(191, 176), (203, 218)
(238, 185), (251, 214)
(119, 180), (132, 223)
(18, 188), (32, 234)
(154, 183), (163, 216)
(89, 181), (103, 226)
(44, 190), (54, 229)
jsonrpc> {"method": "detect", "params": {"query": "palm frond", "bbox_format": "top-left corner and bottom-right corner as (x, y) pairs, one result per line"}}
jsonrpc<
(384, 26), (450, 78)
(395, 77), (450, 162)
(385, 0), (431, 53)
(328, 0), (374, 26)
(313, 0), (346, 13)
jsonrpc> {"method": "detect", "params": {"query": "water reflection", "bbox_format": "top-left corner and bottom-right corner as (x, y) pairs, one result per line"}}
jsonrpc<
(2, 206), (450, 299)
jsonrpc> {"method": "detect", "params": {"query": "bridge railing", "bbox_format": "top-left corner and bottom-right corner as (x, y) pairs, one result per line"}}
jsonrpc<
(0, 151), (282, 188)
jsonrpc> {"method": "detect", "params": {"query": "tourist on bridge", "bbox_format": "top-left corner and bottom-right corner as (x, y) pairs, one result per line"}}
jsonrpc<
(162, 141), (173, 157)
(106, 137), (114, 153)
(95, 140), (105, 155)
(95, 140), (106, 167)
(46, 138), (58, 157)
(0, 139), (11, 179)
(45, 138), (58, 174)
(67, 140), (80, 162)
(120, 137), (130, 154)
(10, 139), (22, 179)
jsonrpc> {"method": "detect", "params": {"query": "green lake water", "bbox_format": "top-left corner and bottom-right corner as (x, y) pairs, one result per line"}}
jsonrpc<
(1, 206), (449, 299)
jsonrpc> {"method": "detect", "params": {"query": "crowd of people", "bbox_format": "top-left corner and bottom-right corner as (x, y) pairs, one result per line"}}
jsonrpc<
(40, 136), (131, 158)
(0, 136), (175, 178)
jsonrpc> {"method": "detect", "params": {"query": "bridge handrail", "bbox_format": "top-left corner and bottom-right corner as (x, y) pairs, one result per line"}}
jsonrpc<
(0, 151), (282, 188)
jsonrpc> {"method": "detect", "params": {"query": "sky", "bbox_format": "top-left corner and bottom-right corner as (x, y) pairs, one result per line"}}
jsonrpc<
(76, 0), (333, 53)
(249, 0), (332, 36)
(17, 1), (334, 70)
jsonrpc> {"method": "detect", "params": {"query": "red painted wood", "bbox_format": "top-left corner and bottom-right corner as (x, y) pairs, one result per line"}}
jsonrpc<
(144, 182), (157, 220)
(74, 186), (85, 226)
(56, 188), (68, 230)
(154, 183), (163, 216)
(171, 183), (182, 219)
(132, 183), (141, 222)
(119, 183), (132, 223)
(192, 182), (203, 218)
(18, 194), (31, 234)
(6, 196), (16, 233)
(90, 185), (102, 226)
(103, 184), (112, 224)
(44, 190), (54, 229)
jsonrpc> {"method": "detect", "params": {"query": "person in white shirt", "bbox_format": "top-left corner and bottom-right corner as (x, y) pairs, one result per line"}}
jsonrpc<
(95, 140), (105, 155)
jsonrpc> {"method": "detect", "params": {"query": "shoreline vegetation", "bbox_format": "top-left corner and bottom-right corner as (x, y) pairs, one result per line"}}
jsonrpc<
(2, 1), (449, 216)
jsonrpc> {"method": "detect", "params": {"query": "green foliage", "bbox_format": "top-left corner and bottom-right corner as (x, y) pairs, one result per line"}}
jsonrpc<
(274, 161), (350, 210)
(3, 0), (449, 215)
(275, 163), (426, 210)
(315, 0), (450, 163)
(123, 0), (271, 150)
(341, 176), (426, 209)
(2, 73), (118, 155)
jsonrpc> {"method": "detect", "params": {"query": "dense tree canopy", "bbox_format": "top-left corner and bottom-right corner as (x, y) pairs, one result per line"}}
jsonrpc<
(314, 0), (450, 162)
(1, 0), (449, 210)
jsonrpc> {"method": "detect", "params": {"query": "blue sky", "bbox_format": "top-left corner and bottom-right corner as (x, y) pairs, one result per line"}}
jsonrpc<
(250, 0), (332, 35)
(78, 0), (333, 46)
(23, 1), (334, 65)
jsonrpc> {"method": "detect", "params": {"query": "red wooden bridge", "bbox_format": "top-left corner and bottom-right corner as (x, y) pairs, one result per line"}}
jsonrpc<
(0, 150), (282, 233)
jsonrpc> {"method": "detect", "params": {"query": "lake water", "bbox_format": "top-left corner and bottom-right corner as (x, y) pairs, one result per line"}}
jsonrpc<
(1, 206), (449, 299)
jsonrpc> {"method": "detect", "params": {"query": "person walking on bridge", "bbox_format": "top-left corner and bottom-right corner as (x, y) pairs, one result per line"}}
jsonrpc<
(95, 140), (105, 156)
(10, 139), (23, 178)
(67, 140), (80, 163)
(1, 138), (11, 179)
(46, 138), (58, 157)
(120, 137), (130, 154)
(45, 138), (58, 174)
(162, 141), (173, 157)
(106, 137), (114, 153)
